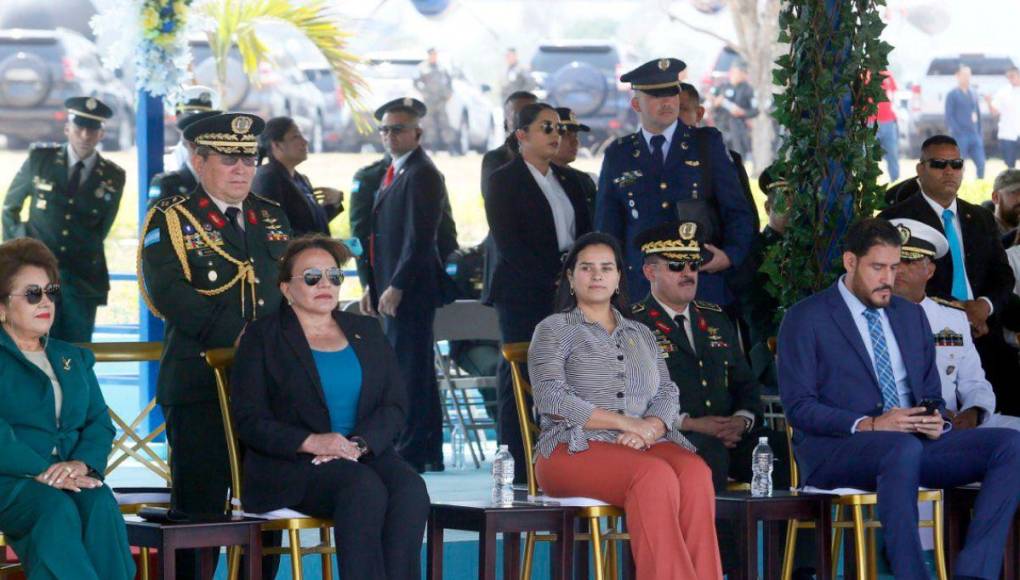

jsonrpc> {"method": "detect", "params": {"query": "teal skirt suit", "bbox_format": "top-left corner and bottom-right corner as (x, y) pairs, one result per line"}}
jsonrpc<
(0, 328), (134, 580)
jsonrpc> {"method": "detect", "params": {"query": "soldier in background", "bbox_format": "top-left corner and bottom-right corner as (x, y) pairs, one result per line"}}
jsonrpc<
(2, 97), (125, 343)
(414, 48), (455, 153)
(163, 86), (220, 173)
(502, 48), (536, 100)
(710, 62), (757, 159)
(151, 87), (221, 200)
(552, 106), (597, 214)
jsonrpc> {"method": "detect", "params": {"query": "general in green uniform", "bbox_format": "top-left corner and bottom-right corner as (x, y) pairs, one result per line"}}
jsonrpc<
(139, 112), (290, 578)
(631, 221), (789, 491)
(1, 97), (124, 343)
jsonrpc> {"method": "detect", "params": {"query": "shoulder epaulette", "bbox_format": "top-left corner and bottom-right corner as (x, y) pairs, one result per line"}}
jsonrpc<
(250, 193), (281, 207)
(931, 296), (965, 311)
(693, 300), (723, 312)
(99, 156), (125, 174)
(631, 302), (647, 314)
(153, 195), (187, 213)
(29, 142), (61, 151)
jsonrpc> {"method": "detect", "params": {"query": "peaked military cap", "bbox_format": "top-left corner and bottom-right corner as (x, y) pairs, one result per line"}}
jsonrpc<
(758, 164), (789, 195)
(175, 86), (221, 131)
(65, 96), (113, 129)
(635, 221), (709, 261)
(888, 218), (948, 261)
(176, 110), (222, 133)
(620, 58), (687, 97)
(555, 107), (590, 132)
(374, 97), (428, 121)
(183, 112), (265, 156)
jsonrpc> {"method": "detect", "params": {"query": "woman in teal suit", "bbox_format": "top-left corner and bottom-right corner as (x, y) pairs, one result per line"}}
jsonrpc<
(0, 238), (134, 580)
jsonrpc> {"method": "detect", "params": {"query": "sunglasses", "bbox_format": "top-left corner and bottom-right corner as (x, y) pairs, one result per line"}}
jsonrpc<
(8, 284), (61, 305)
(214, 155), (257, 167)
(923, 158), (964, 170)
(664, 259), (703, 272)
(536, 121), (568, 136)
(292, 267), (344, 287)
(378, 124), (414, 135)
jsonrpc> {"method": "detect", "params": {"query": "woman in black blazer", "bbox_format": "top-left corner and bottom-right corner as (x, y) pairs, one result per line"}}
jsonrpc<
(252, 117), (343, 237)
(231, 234), (428, 580)
(483, 102), (593, 481)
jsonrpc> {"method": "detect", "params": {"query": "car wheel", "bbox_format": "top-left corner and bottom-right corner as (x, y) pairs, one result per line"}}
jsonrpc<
(0, 52), (52, 108)
(456, 115), (470, 156)
(310, 114), (324, 154)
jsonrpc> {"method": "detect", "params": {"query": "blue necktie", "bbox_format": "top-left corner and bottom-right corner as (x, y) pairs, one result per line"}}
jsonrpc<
(863, 308), (900, 411)
(650, 134), (666, 170)
(942, 208), (970, 300)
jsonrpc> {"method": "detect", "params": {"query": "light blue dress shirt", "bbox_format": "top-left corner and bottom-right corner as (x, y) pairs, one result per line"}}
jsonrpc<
(640, 120), (678, 158)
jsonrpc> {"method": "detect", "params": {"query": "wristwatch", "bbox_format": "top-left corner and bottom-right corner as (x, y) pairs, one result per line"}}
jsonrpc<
(350, 436), (369, 458)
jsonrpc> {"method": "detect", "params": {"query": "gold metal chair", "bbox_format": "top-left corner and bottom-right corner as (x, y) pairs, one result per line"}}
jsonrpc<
(502, 342), (629, 580)
(0, 532), (21, 577)
(205, 348), (336, 580)
(779, 424), (948, 580)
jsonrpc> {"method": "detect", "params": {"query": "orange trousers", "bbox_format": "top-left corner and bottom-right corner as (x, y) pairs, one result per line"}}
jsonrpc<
(536, 441), (722, 580)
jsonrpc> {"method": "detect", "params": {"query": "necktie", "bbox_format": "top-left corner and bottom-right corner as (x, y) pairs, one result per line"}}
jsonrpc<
(382, 164), (395, 188)
(67, 161), (84, 197)
(941, 208), (970, 300)
(862, 308), (900, 411)
(650, 135), (666, 170)
(224, 207), (247, 253)
(673, 314), (694, 353)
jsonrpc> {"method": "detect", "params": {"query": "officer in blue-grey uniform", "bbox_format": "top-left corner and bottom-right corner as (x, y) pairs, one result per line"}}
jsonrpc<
(890, 217), (1020, 432)
(596, 58), (754, 305)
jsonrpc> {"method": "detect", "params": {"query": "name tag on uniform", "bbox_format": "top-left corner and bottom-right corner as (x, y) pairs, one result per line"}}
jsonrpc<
(33, 177), (53, 192)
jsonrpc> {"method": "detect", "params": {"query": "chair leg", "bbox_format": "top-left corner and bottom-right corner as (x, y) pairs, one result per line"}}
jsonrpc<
(289, 529), (304, 579)
(781, 520), (798, 580)
(521, 531), (536, 580)
(851, 505), (867, 580)
(589, 517), (605, 580)
(831, 506), (843, 580)
(866, 520), (879, 579)
(933, 498), (949, 580)
(226, 545), (242, 580)
(319, 526), (334, 580)
(140, 547), (150, 580)
(605, 523), (618, 580)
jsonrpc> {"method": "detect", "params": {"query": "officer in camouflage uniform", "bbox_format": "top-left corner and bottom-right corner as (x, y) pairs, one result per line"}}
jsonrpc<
(2, 96), (125, 342)
(150, 87), (221, 201)
(139, 112), (291, 578)
(414, 48), (455, 153)
(631, 221), (788, 491)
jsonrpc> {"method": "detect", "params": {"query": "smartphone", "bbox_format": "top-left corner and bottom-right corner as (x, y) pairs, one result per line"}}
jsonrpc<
(917, 398), (941, 416)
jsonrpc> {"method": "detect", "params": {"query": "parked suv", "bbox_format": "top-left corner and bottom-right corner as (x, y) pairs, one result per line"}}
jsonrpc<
(907, 53), (1016, 152)
(0, 28), (134, 150)
(530, 41), (638, 150)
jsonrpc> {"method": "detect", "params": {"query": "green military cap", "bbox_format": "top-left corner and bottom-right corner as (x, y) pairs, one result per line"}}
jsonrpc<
(887, 218), (949, 261)
(634, 221), (709, 261)
(64, 96), (113, 129)
(619, 58), (687, 97)
(374, 97), (428, 121)
(183, 112), (265, 156)
(758, 164), (788, 195)
(555, 107), (590, 132)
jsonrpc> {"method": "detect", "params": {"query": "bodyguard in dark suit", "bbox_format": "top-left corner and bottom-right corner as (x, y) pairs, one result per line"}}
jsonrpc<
(2, 97), (124, 343)
(359, 98), (454, 472)
(778, 218), (1020, 580)
(879, 135), (1019, 413)
(484, 102), (592, 481)
(139, 113), (291, 578)
(596, 59), (754, 305)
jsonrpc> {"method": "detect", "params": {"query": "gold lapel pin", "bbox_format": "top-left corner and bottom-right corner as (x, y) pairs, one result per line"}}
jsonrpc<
(62, 357), (72, 371)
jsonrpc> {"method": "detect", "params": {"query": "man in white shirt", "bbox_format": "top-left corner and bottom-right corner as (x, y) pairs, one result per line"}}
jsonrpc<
(987, 66), (1020, 168)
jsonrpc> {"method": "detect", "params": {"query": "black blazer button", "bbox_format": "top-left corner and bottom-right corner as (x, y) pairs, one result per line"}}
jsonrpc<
(616, 392), (624, 398)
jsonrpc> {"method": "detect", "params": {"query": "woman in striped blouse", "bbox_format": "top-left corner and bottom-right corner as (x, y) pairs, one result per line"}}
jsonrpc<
(528, 232), (721, 580)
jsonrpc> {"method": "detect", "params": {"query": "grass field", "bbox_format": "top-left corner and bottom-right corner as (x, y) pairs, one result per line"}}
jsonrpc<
(0, 148), (1004, 327)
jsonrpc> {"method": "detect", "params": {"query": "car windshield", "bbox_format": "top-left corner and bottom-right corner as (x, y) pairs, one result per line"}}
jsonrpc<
(365, 58), (421, 79)
(927, 56), (1016, 76)
(0, 36), (61, 60)
(531, 46), (617, 74)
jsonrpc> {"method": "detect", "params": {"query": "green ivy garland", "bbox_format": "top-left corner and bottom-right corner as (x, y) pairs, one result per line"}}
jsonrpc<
(763, 0), (892, 316)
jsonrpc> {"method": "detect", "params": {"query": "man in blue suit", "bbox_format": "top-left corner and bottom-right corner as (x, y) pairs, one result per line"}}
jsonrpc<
(595, 58), (754, 305)
(778, 217), (1020, 580)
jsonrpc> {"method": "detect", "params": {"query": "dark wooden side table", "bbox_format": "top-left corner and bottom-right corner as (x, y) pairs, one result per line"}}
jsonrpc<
(125, 515), (263, 579)
(427, 498), (577, 580)
(715, 490), (833, 580)
(945, 485), (1017, 579)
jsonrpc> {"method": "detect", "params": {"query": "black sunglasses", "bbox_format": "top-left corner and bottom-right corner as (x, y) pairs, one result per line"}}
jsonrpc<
(292, 267), (343, 287)
(924, 158), (964, 170)
(378, 124), (414, 135)
(8, 283), (61, 305)
(213, 154), (257, 167)
(665, 259), (702, 272)
(537, 121), (568, 136)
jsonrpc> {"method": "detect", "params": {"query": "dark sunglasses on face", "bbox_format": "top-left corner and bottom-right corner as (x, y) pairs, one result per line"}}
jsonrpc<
(293, 267), (344, 287)
(9, 284), (61, 305)
(215, 155), (258, 167)
(924, 158), (964, 170)
(378, 124), (413, 135)
(537, 121), (567, 136)
(665, 259), (702, 272)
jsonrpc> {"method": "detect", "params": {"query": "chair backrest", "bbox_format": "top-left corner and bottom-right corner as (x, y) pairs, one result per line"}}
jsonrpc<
(501, 341), (541, 496)
(784, 423), (800, 489)
(204, 347), (243, 512)
(434, 300), (501, 342)
(82, 341), (164, 362)
(341, 300), (362, 314)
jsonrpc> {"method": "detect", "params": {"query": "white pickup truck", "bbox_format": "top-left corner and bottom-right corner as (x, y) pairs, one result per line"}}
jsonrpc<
(906, 53), (1016, 152)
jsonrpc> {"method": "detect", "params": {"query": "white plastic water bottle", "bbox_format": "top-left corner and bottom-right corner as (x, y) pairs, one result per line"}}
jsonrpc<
(450, 420), (467, 470)
(491, 444), (515, 505)
(751, 436), (774, 497)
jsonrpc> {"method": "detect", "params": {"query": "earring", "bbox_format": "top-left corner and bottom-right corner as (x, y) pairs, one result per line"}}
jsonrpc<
(614, 287), (620, 295)
(287, 299), (293, 306)
(569, 286), (575, 296)
(0, 311), (5, 323)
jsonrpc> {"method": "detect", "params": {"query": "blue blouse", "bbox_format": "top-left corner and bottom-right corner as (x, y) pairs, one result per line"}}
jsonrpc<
(312, 347), (362, 435)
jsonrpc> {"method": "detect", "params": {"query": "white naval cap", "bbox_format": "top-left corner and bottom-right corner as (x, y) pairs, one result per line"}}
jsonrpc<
(888, 218), (948, 261)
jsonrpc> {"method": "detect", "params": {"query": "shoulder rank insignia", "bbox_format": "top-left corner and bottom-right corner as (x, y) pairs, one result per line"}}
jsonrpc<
(631, 302), (647, 314)
(30, 142), (61, 151)
(934, 327), (964, 347)
(693, 300), (722, 313)
(154, 195), (187, 213)
(931, 296), (965, 311)
(250, 192), (281, 207)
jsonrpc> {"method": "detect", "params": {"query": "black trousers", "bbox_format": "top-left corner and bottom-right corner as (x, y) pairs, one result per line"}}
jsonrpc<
(49, 282), (99, 343)
(262, 448), (430, 580)
(494, 300), (553, 484)
(384, 304), (443, 468)
(165, 401), (231, 579)
(976, 329), (1020, 416)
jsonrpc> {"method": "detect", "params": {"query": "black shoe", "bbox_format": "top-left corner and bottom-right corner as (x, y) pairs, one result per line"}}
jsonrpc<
(792, 567), (816, 580)
(423, 462), (445, 473)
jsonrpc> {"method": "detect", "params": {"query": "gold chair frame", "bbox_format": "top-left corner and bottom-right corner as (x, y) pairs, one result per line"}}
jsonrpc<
(502, 342), (629, 580)
(0, 532), (20, 577)
(206, 348), (336, 580)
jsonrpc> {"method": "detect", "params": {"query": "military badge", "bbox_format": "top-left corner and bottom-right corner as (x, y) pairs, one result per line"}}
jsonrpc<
(658, 59), (670, 71)
(246, 209), (258, 225)
(198, 197), (210, 209)
(33, 177), (53, 192)
(934, 328), (964, 347)
(35, 198), (47, 210)
(231, 115), (254, 134)
(613, 170), (643, 188)
(684, 160), (701, 167)
(86, 98), (97, 111)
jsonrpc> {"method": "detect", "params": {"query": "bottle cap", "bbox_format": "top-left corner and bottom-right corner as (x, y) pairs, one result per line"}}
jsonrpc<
(759, 436), (768, 443)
